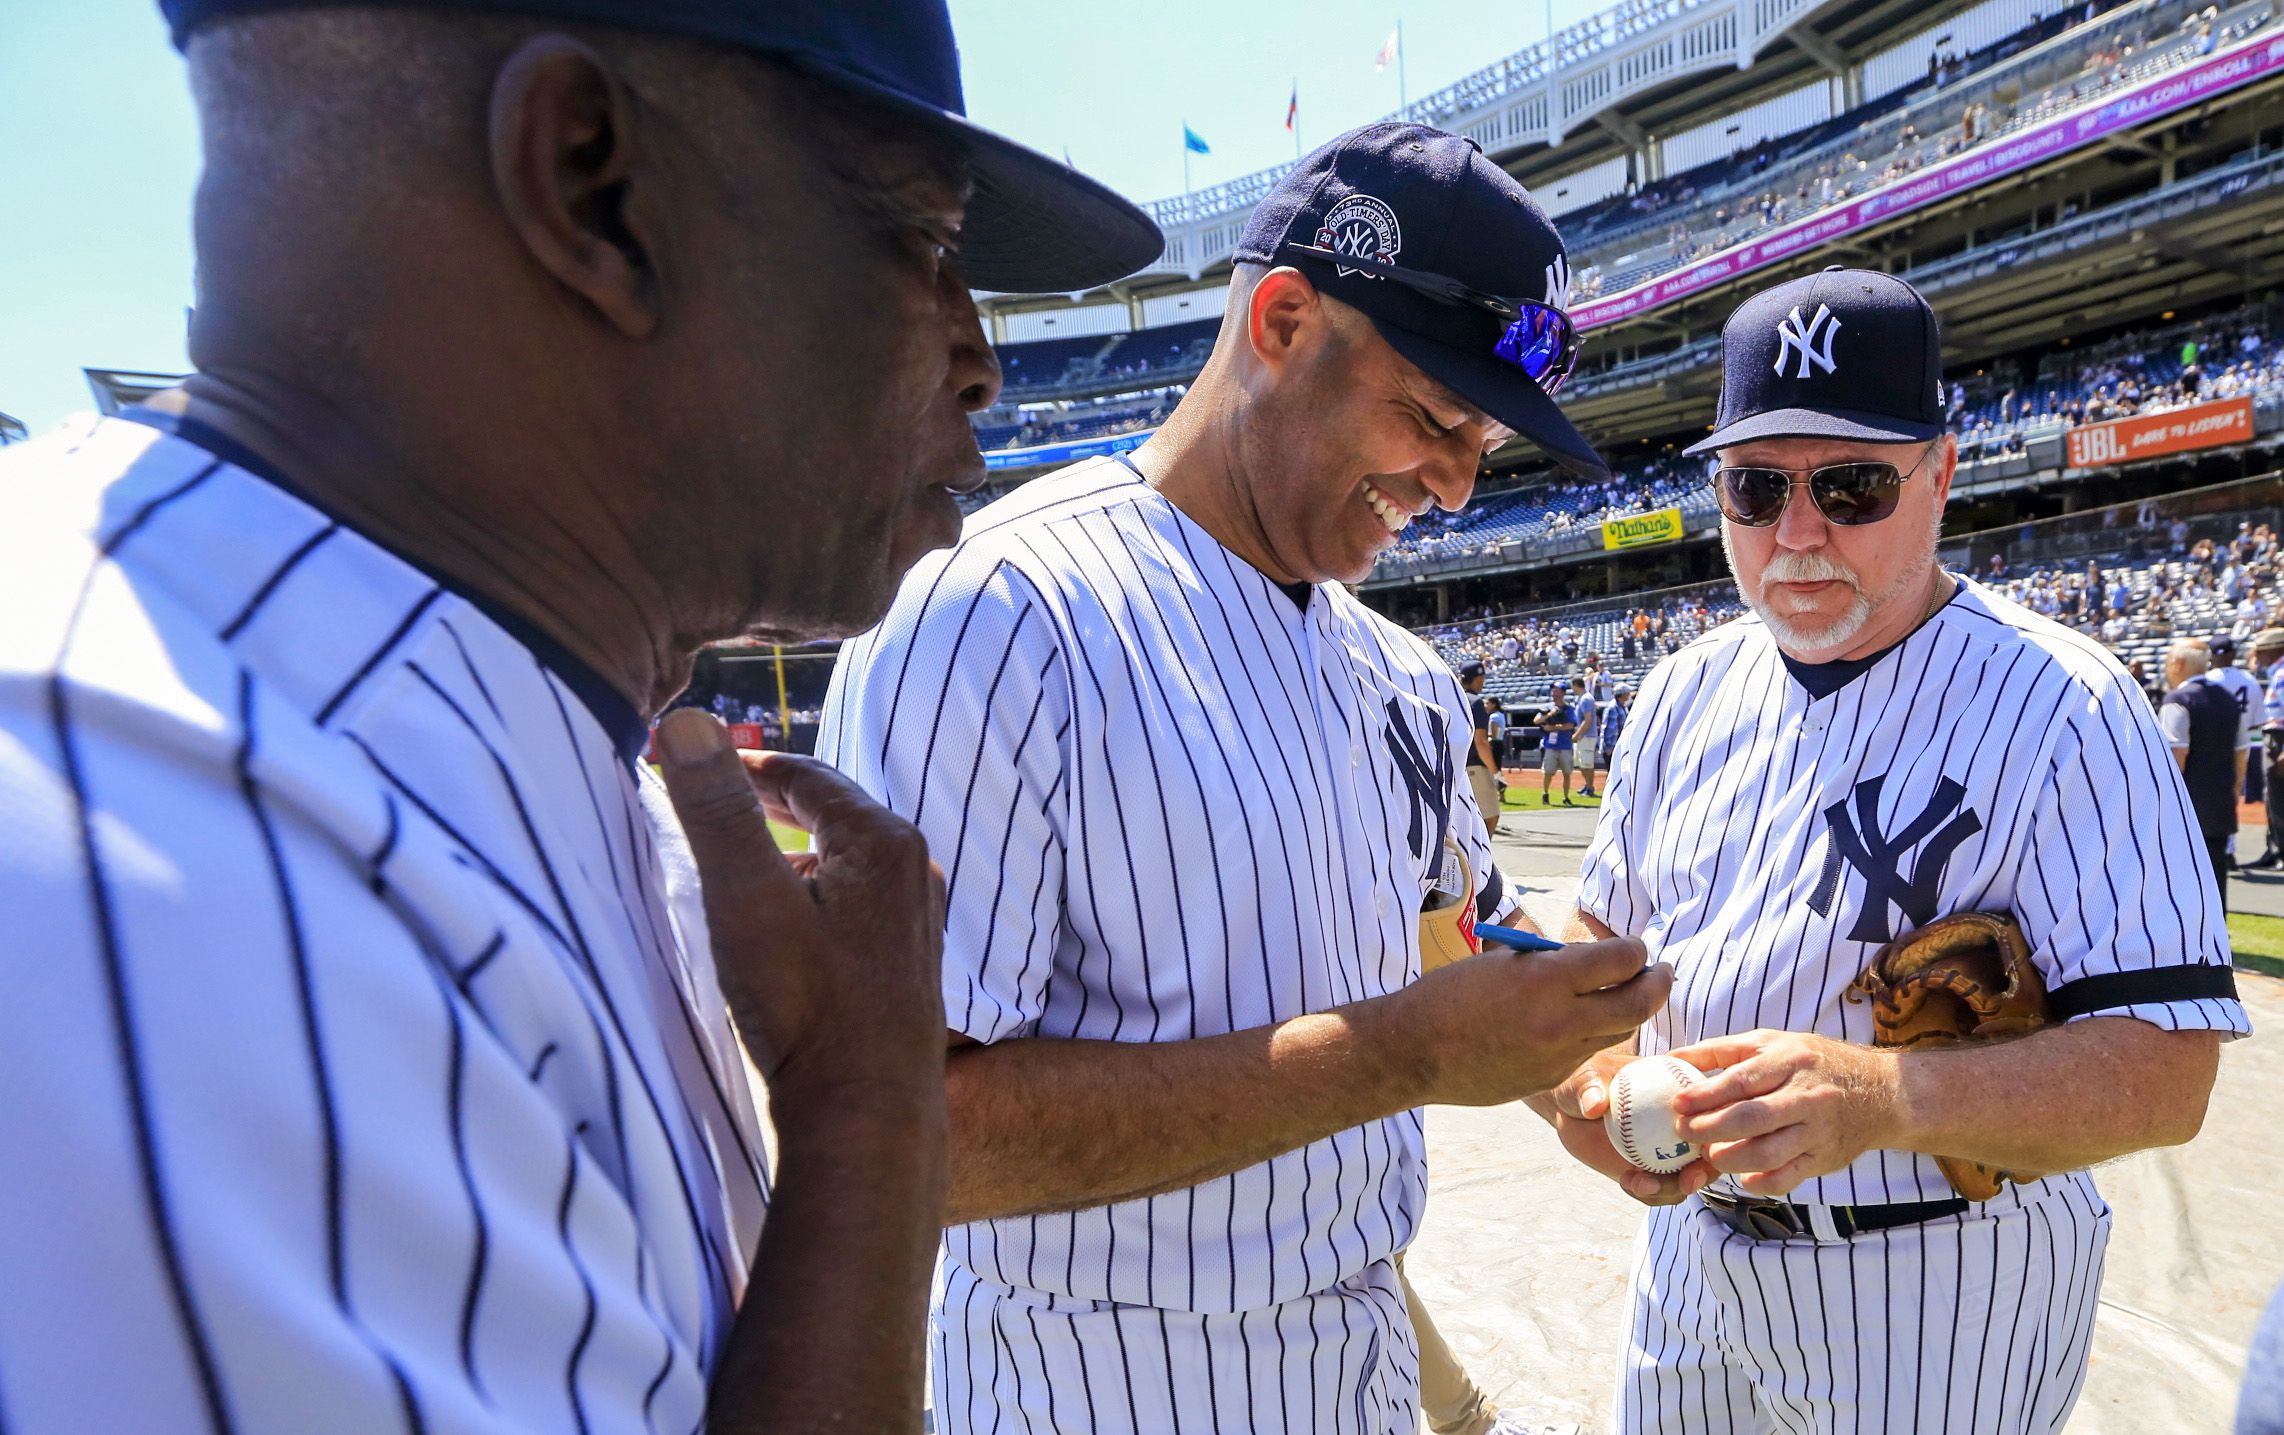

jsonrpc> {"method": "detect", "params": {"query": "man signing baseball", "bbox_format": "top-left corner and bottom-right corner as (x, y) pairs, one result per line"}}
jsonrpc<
(1538, 268), (2245, 1432)
(821, 123), (1668, 1433)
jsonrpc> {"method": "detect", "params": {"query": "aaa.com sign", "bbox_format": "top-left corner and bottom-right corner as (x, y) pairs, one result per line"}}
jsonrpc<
(2065, 397), (2254, 469)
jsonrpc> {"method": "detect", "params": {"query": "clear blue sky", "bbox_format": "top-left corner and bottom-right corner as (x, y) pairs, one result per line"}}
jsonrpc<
(0, 0), (1603, 436)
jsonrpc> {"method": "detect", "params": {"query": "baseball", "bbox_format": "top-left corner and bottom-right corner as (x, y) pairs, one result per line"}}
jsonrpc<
(1604, 1055), (1705, 1175)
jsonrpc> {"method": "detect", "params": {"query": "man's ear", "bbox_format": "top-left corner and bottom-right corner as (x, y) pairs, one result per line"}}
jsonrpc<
(488, 35), (660, 338)
(1247, 267), (1324, 376)
(1929, 432), (1959, 508)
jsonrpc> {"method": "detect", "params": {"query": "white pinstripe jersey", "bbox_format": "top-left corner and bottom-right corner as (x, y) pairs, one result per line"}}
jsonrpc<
(818, 456), (1501, 1315)
(2208, 664), (2265, 750)
(0, 415), (768, 1434)
(1579, 578), (2250, 1208)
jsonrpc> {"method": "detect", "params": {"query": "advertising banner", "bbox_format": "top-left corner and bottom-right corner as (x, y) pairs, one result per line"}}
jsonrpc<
(982, 427), (1151, 472)
(1602, 507), (1687, 550)
(2064, 396), (2255, 468)
(1570, 35), (2284, 332)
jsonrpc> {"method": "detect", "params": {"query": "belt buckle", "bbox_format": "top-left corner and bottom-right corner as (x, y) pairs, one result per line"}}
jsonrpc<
(1699, 1187), (1805, 1240)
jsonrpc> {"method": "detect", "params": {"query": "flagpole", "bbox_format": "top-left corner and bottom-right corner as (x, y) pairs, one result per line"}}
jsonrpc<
(1397, 18), (1409, 116)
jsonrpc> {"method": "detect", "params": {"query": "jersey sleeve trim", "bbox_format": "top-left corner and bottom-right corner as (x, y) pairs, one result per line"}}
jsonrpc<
(2047, 963), (2239, 1020)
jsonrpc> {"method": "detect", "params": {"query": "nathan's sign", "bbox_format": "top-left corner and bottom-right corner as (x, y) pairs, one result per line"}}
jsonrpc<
(2065, 397), (2255, 469)
(1603, 507), (1687, 551)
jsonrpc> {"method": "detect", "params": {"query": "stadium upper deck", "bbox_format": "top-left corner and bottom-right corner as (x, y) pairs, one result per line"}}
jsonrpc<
(969, 0), (2282, 495)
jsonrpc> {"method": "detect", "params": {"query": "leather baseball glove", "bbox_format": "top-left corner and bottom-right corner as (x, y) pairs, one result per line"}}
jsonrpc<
(1418, 834), (1481, 972)
(1845, 911), (2050, 1201)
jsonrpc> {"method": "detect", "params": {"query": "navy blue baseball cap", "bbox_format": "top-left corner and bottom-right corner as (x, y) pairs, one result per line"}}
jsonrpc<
(159, 0), (1163, 295)
(1684, 266), (1947, 456)
(1235, 123), (1607, 479)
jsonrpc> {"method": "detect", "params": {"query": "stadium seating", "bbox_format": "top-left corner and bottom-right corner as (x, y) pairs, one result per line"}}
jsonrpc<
(1425, 592), (1751, 710)
(1420, 518), (2281, 717)
(1558, 0), (2281, 306)
(1374, 302), (2282, 574)
(993, 331), (1113, 393)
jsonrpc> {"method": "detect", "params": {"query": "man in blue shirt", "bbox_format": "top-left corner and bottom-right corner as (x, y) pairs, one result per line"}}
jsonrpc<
(1538, 679), (1578, 806)
(1573, 681), (1602, 800)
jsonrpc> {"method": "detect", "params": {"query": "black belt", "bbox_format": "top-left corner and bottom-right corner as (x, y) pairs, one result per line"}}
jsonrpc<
(1698, 1187), (1969, 1241)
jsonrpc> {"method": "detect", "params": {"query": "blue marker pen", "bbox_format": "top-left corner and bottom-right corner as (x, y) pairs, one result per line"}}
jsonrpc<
(1474, 923), (1564, 953)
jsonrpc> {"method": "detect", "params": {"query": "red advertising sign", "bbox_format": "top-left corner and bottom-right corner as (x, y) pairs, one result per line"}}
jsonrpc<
(642, 721), (770, 765)
(2064, 396), (2256, 469)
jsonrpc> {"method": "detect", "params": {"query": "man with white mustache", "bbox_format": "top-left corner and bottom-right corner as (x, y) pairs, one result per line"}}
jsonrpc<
(1529, 267), (2243, 1432)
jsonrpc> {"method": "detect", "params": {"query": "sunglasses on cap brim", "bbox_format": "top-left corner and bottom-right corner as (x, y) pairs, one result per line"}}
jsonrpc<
(1278, 242), (1580, 397)
(1712, 443), (1940, 528)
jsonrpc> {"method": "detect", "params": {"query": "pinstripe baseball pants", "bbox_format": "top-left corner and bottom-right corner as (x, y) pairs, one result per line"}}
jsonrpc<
(931, 1256), (1421, 1434)
(1617, 1184), (2112, 1433)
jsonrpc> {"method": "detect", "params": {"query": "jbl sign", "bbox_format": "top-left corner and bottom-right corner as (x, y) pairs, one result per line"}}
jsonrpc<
(2067, 397), (2254, 469)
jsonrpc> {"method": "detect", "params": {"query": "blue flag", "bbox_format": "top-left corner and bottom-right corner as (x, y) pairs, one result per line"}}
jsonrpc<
(1183, 124), (1211, 155)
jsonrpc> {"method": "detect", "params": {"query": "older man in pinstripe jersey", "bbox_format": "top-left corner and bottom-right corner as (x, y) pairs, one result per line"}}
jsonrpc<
(0, 1), (1159, 1430)
(1540, 268), (2243, 1432)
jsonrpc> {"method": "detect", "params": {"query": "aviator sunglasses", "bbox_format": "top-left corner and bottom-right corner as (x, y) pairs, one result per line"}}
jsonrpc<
(1278, 242), (1581, 396)
(1712, 442), (1939, 528)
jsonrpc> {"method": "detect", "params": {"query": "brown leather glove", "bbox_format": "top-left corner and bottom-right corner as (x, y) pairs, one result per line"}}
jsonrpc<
(1418, 835), (1480, 972)
(1846, 911), (2050, 1201)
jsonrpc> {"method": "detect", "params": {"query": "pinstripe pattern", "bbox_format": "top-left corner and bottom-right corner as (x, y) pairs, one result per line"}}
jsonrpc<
(819, 457), (1502, 1429)
(1580, 579), (2248, 1209)
(1575, 576), (2242, 1431)
(0, 417), (767, 1433)
(930, 1256), (1421, 1435)
(1618, 1186), (2111, 1433)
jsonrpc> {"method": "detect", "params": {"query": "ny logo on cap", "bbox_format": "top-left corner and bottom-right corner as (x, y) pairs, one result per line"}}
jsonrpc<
(1773, 303), (1842, 379)
(1316, 194), (1402, 279)
(1544, 253), (1572, 313)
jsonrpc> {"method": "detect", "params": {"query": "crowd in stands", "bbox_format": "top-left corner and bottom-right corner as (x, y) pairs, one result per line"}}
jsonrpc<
(1376, 302), (2280, 573)
(1376, 455), (1712, 572)
(1425, 590), (1748, 708)
(968, 0), (2276, 469)
(1948, 308), (2282, 456)
(973, 390), (1177, 451)
(1558, 0), (2275, 300)
(1408, 508), (2284, 723)
(1988, 519), (2282, 648)
(990, 317), (1219, 404)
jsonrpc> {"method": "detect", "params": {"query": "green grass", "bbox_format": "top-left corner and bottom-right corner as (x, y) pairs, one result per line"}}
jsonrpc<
(2227, 912), (2284, 979)
(1500, 782), (1604, 810)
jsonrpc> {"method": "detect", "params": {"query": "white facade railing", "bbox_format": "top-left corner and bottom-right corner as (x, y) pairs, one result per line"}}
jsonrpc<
(1132, 0), (1847, 279)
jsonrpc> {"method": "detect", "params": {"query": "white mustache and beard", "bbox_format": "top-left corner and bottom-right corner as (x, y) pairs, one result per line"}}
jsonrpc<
(1724, 501), (1944, 656)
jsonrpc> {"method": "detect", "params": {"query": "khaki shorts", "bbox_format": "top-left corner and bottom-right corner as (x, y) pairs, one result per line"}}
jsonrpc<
(1540, 747), (1573, 774)
(1575, 740), (1599, 774)
(1468, 766), (1503, 824)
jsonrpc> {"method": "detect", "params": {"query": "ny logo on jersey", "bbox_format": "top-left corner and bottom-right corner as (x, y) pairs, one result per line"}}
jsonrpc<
(1807, 774), (1984, 943)
(1382, 696), (1453, 866)
(1773, 303), (1842, 379)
